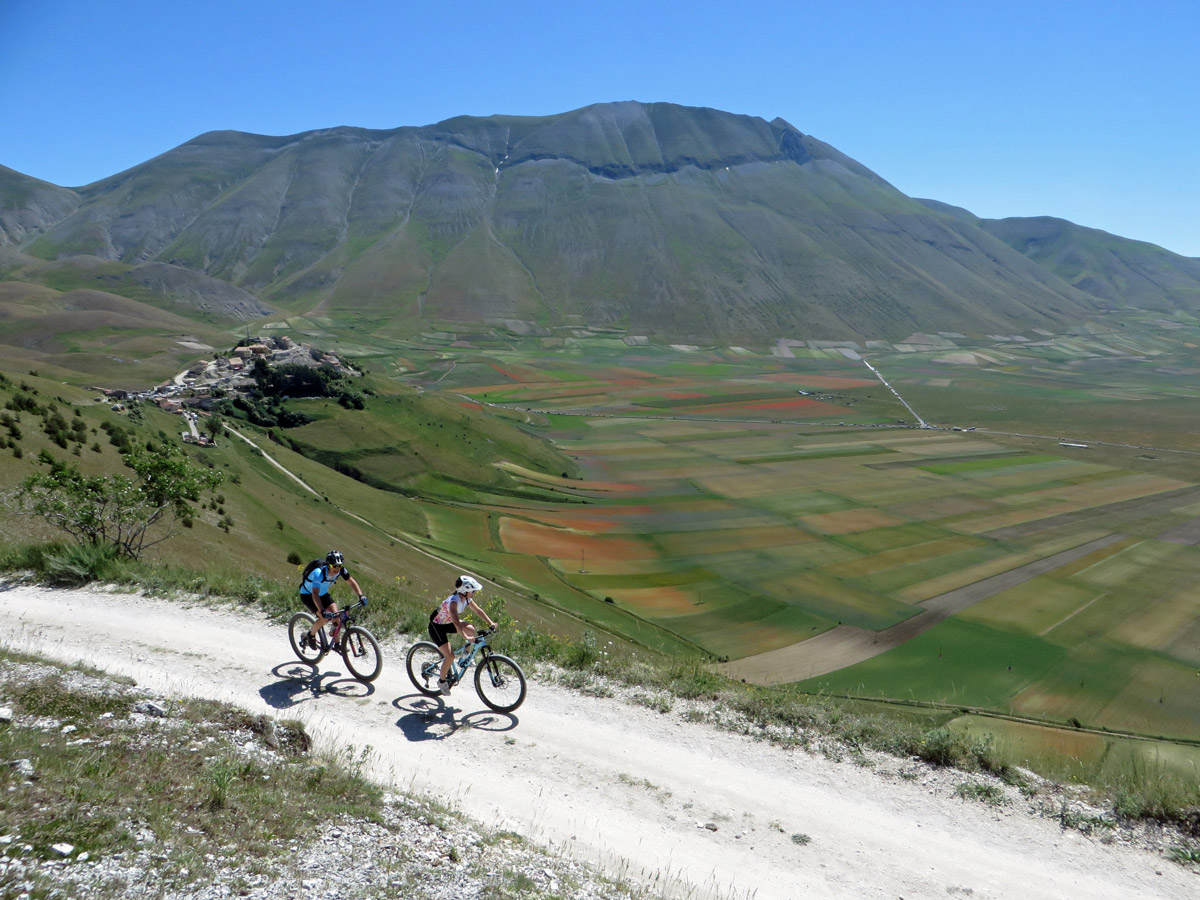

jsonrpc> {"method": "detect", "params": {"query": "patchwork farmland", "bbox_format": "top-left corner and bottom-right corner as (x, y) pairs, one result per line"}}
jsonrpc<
(389, 326), (1200, 742)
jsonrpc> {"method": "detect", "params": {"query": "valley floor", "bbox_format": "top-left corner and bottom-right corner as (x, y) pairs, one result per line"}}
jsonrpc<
(0, 584), (1193, 900)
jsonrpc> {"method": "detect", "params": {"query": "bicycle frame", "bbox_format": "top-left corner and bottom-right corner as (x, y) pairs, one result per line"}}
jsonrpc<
(446, 632), (491, 684)
(319, 598), (367, 651)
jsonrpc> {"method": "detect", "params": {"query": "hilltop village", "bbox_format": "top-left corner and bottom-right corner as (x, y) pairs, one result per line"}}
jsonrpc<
(95, 335), (355, 444)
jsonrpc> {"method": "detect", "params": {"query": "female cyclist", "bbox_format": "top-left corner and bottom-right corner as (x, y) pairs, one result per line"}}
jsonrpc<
(428, 575), (497, 695)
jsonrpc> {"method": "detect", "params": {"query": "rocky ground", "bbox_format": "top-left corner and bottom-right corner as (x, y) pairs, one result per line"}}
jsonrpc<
(0, 659), (643, 900)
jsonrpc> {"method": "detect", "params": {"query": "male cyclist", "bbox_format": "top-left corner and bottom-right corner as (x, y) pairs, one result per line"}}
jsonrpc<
(300, 551), (366, 649)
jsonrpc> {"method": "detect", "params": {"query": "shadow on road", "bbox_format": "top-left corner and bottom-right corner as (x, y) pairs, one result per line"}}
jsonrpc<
(391, 693), (518, 740)
(260, 661), (375, 709)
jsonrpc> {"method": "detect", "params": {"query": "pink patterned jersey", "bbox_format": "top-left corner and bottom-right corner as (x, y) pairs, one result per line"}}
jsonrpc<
(432, 593), (468, 624)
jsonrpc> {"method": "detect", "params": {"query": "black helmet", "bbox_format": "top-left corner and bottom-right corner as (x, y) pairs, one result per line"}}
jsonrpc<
(326, 550), (345, 566)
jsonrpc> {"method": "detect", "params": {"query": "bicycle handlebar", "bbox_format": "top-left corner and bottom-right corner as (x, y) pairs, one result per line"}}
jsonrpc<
(457, 626), (497, 653)
(323, 596), (368, 620)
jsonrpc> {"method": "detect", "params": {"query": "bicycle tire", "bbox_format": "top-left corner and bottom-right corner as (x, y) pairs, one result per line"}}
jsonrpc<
(405, 641), (445, 697)
(341, 626), (383, 682)
(474, 653), (526, 712)
(288, 612), (326, 664)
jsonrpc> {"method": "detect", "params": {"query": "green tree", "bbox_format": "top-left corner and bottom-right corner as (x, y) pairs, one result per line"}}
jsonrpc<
(13, 444), (223, 559)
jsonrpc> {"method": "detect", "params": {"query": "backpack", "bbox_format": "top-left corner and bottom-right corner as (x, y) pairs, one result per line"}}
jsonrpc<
(299, 559), (325, 592)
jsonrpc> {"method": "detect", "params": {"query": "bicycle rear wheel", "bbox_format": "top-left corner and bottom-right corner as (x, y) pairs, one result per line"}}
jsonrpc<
(288, 612), (326, 664)
(342, 626), (382, 682)
(474, 653), (526, 712)
(405, 641), (444, 697)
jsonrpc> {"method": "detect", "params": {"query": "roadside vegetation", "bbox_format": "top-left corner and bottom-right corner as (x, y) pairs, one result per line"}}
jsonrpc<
(0, 650), (655, 900)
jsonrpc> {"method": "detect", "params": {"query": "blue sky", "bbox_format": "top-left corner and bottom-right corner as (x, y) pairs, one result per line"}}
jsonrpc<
(2, 0), (1197, 255)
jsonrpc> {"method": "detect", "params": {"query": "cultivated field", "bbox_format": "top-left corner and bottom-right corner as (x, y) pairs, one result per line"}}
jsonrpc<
(9, 311), (1200, 747)
(381, 320), (1200, 742)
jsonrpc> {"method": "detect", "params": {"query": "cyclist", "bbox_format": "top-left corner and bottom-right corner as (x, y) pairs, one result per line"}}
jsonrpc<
(300, 550), (366, 649)
(429, 574), (497, 695)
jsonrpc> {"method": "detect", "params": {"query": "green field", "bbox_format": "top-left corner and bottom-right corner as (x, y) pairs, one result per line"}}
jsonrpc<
(6, 314), (1200, 745)
(376, 321), (1200, 742)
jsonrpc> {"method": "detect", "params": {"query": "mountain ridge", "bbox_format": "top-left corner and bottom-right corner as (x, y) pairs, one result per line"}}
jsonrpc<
(2, 101), (1195, 341)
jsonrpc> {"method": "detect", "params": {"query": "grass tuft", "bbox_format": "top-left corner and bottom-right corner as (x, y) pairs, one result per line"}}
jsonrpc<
(954, 782), (1006, 805)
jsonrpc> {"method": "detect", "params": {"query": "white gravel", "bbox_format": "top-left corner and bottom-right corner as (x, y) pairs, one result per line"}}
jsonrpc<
(0, 582), (1195, 900)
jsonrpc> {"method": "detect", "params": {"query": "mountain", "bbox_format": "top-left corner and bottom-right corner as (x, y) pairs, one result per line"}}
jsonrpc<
(3, 101), (1184, 342)
(0, 165), (80, 244)
(977, 215), (1200, 312)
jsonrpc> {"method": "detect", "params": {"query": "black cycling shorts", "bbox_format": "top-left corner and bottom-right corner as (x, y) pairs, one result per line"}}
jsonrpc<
(428, 612), (458, 647)
(300, 593), (334, 616)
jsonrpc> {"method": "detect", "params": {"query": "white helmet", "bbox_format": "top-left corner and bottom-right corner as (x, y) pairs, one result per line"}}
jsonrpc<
(456, 575), (483, 594)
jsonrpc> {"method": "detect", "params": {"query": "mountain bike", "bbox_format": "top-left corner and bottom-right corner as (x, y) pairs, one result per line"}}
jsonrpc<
(287, 597), (382, 682)
(406, 627), (526, 712)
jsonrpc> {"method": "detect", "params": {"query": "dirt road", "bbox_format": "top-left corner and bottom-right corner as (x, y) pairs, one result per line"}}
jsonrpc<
(0, 584), (1191, 900)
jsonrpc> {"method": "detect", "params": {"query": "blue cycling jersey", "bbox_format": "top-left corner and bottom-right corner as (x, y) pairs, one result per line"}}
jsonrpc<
(300, 564), (350, 598)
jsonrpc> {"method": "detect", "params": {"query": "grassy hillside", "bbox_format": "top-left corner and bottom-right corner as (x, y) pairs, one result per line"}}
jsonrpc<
(0, 366), (603, 646)
(278, 373), (577, 502)
(2, 103), (1113, 342)
(978, 215), (1200, 311)
(0, 164), (80, 244)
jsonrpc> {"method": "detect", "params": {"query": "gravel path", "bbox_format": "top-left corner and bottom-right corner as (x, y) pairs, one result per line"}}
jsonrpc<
(0, 584), (1194, 900)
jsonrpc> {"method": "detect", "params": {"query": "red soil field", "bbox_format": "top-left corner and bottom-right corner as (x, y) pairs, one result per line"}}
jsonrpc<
(525, 506), (660, 533)
(488, 363), (524, 381)
(610, 366), (660, 378)
(499, 517), (658, 560)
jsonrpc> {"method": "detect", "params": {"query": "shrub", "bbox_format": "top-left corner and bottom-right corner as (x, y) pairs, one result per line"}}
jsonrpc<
(1109, 755), (1200, 830)
(912, 727), (969, 768)
(14, 444), (222, 560)
(560, 631), (600, 669)
(18, 542), (126, 587)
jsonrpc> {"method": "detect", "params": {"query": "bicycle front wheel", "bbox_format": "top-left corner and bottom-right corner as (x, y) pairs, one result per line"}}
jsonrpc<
(341, 626), (382, 682)
(406, 641), (445, 697)
(474, 653), (526, 712)
(288, 612), (326, 664)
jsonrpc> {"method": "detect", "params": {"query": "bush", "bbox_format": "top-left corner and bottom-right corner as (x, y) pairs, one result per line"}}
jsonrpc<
(6, 541), (127, 587)
(560, 631), (601, 669)
(955, 782), (1006, 805)
(14, 444), (222, 560)
(912, 727), (969, 768)
(665, 659), (727, 699)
